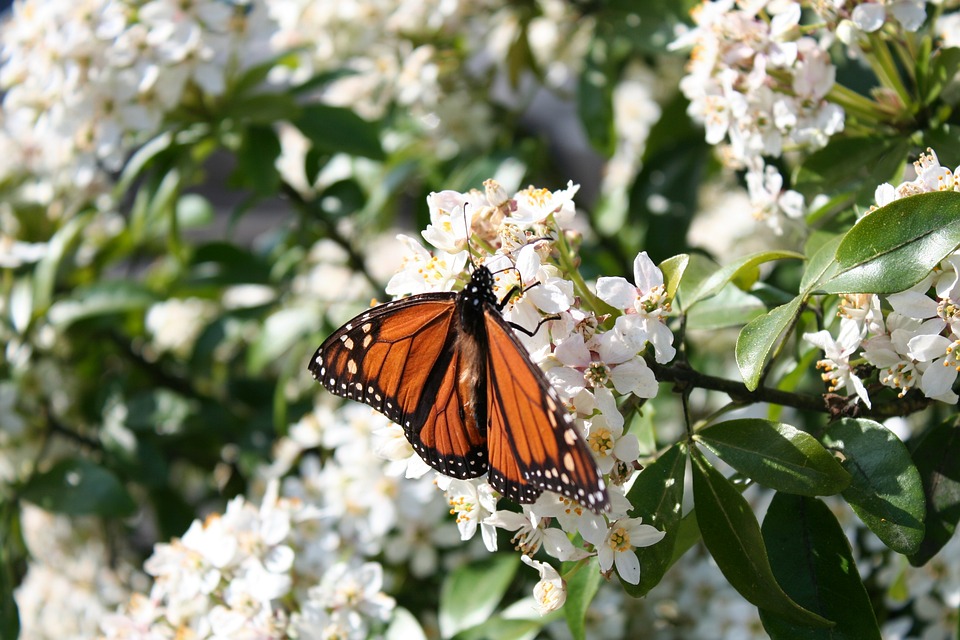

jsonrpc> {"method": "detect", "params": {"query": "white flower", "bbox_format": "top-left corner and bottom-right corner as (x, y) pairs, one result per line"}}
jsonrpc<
(442, 478), (499, 551)
(596, 251), (675, 364)
(583, 517), (665, 585)
(485, 508), (588, 561)
(804, 318), (872, 408)
(384, 235), (468, 296)
(510, 182), (580, 226)
(520, 555), (567, 615)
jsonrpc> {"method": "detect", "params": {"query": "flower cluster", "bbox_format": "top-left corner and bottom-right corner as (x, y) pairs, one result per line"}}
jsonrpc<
(380, 179), (668, 602)
(101, 479), (396, 638)
(804, 149), (960, 407)
(672, 0), (844, 231)
(0, 0), (274, 196)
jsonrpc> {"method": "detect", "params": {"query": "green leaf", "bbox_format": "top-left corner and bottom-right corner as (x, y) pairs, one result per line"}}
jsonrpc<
(0, 503), (25, 640)
(623, 442), (686, 597)
(760, 493), (881, 639)
(676, 253), (720, 312)
(564, 557), (602, 640)
(47, 281), (156, 328)
(578, 35), (616, 156)
(32, 212), (93, 312)
(221, 91), (301, 125)
(799, 234), (843, 294)
(793, 136), (910, 201)
(452, 616), (542, 640)
(176, 193), (214, 228)
(735, 295), (805, 391)
(821, 418), (925, 554)
(691, 448), (831, 628)
(920, 46), (960, 106)
(658, 254), (688, 303)
(683, 251), (805, 309)
(21, 458), (136, 517)
(820, 191), (960, 294)
(231, 125), (281, 197)
(293, 104), (384, 160)
(908, 418), (960, 566)
(696, 419), (850, 496)
(439, 554), (520, 639)
(685, 284), (766, 330)
(386, 607), (427, 640)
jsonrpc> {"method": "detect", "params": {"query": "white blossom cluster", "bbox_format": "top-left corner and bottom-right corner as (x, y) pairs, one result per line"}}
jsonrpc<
(804, 149), (960, 407)
(100, 478), (396, 639)
(0, 0), (275, 196)
(672, 0), (845, 231)
(379, 179), (669, 608)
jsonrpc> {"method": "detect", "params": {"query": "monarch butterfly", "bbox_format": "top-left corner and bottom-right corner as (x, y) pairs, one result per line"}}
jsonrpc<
(308, 262), (610, 513)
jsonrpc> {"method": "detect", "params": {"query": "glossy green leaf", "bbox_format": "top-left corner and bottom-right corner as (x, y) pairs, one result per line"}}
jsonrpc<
(676, 253), (720, 312)
(735, 295), (805, 391)
(47, 281), (156, 328)
(623, 442), (686, 597)
(920, 46), (960, 106)
(691, 449), (831, 627)
(908, 418), (960, 566)
(683, 251), (804, 309)
(760, 493), (880, 639)
(439, 554), (520, 639)
(564, 557), (602, 640)
(696, 419), (850, 496)
(293, 104), (384, 160)
(685, 284), (766, 330)
(658, 253), (688, 303)
(793, 136), (910, 201)
(799, 234), (843, 294)
(821, 418), (925, 554)
(21, 458), (136, 517)
(452, 616), (542, 640)
(820, 191), (960, 294)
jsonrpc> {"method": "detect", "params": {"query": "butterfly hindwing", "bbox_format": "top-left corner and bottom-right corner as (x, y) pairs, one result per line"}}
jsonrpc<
(482, 308), (609, 513)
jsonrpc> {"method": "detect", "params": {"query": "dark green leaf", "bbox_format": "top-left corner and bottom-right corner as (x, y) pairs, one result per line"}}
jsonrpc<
(908, 418), (960, 566)
(221, 91), (301, 125)
(735, 296), (805, 391)
(799, 234), (843, 294)
(564, 557), (602, 640)
(439, 554), (520, 639)
(696, 419), (850, 496)
(683, 251), (804, 309)
(0, 503), (25, 640)
(47, 281), (156, 328)
(578, 36), (616, 156)
(793, 136), (910, 201)
(231, 125), (281, 196)
(760, 493), (880, 639)
(691, 449), (831, 627)
(821, 418), (925, 554)
(293, 104), (384, 160)
(21, 458), (136, 517)
(623, 442), (686, 597)
(820, 191), (960, 294)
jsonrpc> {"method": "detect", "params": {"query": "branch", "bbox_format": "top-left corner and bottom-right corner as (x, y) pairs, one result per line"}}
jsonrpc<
(648, 361), (935, 421)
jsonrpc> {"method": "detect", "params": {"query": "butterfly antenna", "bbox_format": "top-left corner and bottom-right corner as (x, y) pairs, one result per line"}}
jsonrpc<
(463, 203), (478, 271)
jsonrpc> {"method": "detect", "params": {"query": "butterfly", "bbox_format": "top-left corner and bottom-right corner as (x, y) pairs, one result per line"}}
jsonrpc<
(308, 262), (610, 513)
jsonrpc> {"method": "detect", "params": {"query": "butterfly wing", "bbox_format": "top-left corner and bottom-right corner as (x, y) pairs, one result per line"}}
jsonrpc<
(309, 294), (488, 479)
(482, 309), (610, 513)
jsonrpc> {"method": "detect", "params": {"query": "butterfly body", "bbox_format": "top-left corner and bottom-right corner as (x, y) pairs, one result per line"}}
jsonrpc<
(310, 265), (609, 513)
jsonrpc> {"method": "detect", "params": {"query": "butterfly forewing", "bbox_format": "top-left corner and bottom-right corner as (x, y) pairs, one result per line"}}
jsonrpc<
(483, 310), (609, 513)
(309, 294), (457, 426)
